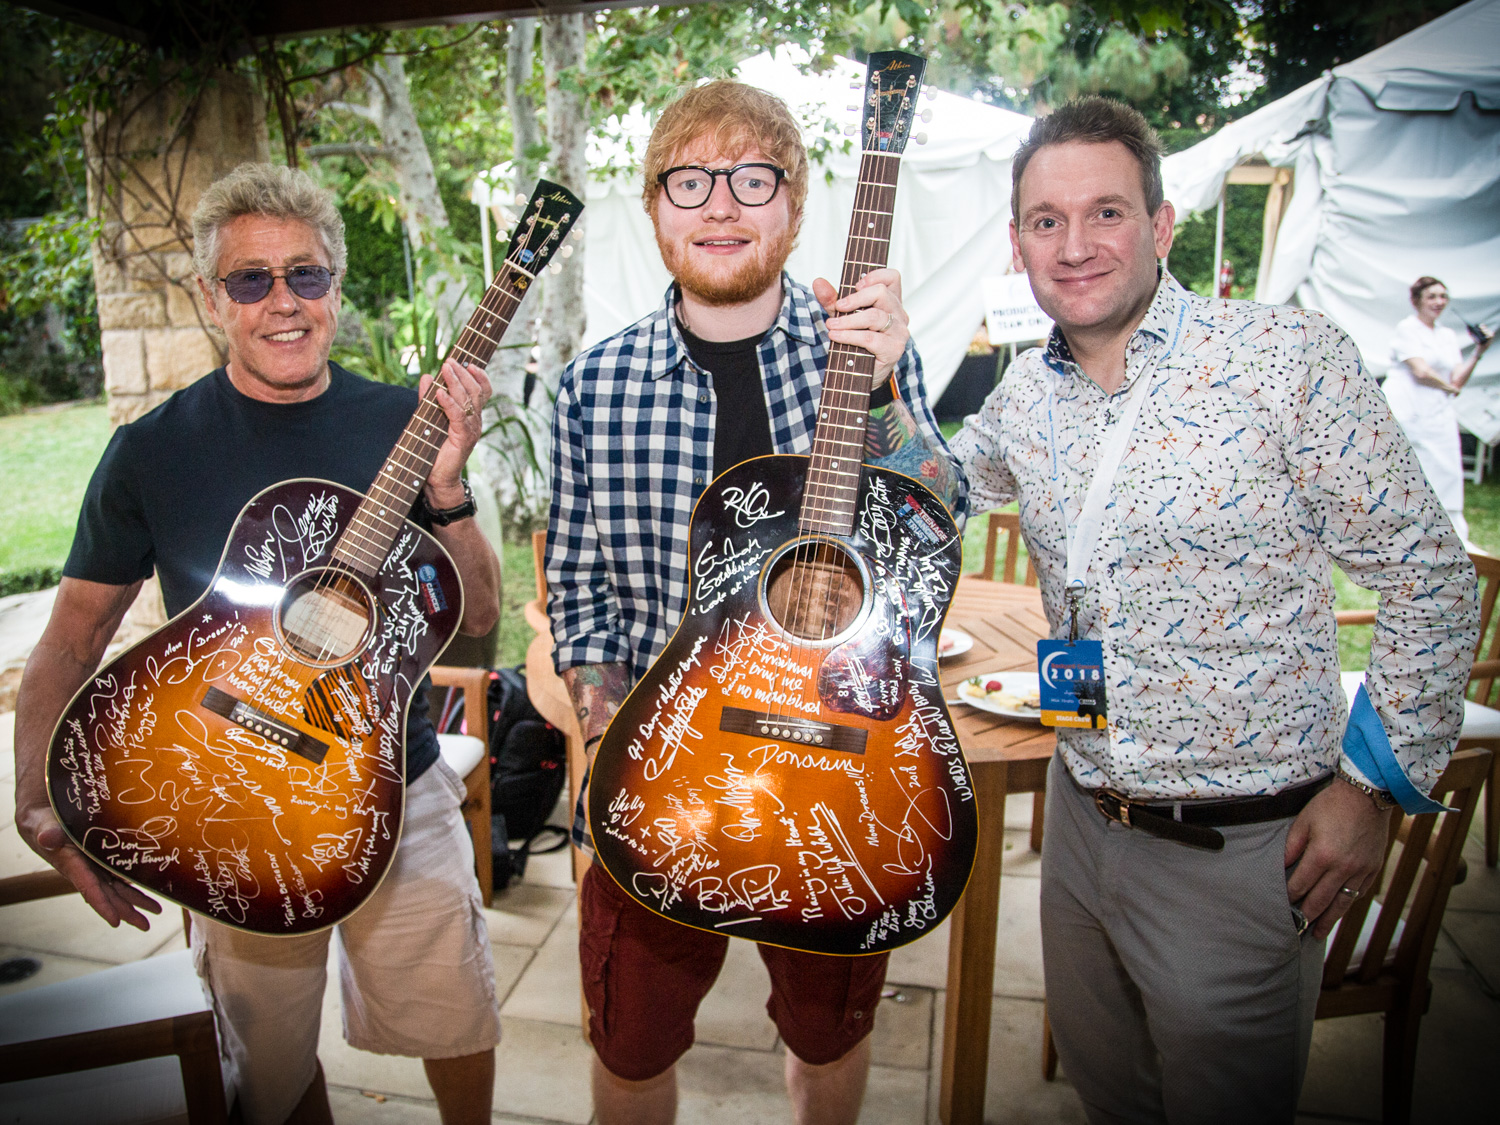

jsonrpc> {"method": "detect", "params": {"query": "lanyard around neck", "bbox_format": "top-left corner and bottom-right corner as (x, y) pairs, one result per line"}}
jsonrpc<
(1046, 357), (1157, 639)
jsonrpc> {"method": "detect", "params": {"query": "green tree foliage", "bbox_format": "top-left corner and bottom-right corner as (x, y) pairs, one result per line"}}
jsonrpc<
(1168, 182), (1269, 295)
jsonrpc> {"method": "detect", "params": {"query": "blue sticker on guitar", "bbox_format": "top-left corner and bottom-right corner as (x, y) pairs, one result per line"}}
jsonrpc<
(1036, 639), (1107, 729)
(417, 564), (448, 616)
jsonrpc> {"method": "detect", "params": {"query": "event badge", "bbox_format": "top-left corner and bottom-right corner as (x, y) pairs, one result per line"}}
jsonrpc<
(1035, 639), (1107, 729)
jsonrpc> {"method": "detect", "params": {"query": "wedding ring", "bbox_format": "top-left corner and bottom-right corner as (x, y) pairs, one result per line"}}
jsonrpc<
(881, 311), (894, 332)
(463, 400), (475, 418)
(1338, 886), (1358, 896)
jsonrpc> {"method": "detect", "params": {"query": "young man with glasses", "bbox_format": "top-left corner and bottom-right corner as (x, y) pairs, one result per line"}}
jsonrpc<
(13, 162), (502, 1125)
(545, 81), (965, 1124)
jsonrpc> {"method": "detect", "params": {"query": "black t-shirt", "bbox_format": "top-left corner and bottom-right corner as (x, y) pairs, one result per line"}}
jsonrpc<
(65, 363), (441, 782)
(680, 322), (776, 476)
(679, 317), (897, 476)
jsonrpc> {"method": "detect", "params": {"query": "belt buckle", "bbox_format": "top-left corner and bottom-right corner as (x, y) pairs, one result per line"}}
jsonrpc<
(1095, 787), (1131, 828)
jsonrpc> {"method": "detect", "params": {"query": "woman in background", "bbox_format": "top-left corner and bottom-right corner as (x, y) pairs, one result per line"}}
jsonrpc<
(1384, 275), (1493, 545)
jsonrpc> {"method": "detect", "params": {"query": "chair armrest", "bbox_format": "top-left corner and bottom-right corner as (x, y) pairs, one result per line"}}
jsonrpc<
(0, 869), (76, 908)
(429, 665), (490, 746)
(1469, 659), (1500, 684)
(1334, 609), (1377, 627)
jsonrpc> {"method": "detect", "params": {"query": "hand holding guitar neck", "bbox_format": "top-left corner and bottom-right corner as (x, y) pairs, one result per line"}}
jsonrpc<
(814, 267), (910, 387)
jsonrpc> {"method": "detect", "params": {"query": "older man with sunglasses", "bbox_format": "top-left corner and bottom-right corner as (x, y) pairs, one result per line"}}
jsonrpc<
(546, 81), (965, 1125)
(13, 163), (502, 1125)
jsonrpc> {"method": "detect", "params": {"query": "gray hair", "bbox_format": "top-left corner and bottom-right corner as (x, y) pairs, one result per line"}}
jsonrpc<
(191, 162), (347, 281)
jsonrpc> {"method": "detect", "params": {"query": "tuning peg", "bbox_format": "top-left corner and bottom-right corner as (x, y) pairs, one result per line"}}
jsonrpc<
(848, 104), (860, 112)
(844, 125), (856, 136)
(514, 193), (528, 206)
(924, 87), (936, 100)
(561, 244), (574, 258)
(850, 80), (861, 89)
(920, 108), (933, 122)
(914, 132), (928, 145)
(572, 227), (584, 241)
(549, 262), (562, 275)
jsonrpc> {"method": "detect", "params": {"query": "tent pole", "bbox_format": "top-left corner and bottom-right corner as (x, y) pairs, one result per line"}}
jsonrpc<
(1213, 186), (1226, 297)
(480, 203), (494, 287)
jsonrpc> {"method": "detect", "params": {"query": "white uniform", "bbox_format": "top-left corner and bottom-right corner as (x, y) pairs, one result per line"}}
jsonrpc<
(1384, 314), (1469, 540)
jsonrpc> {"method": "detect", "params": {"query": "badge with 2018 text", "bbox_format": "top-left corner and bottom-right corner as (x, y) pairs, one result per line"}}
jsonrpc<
(1036, 639), (1107, 729)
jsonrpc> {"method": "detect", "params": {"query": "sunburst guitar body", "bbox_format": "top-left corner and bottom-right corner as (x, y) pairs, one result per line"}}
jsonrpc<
(46, 181), (584, 934)
(588, 51), (977, 956)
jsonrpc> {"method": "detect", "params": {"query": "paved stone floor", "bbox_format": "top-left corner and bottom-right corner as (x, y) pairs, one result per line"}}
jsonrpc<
(1, 707), (1495, 1123)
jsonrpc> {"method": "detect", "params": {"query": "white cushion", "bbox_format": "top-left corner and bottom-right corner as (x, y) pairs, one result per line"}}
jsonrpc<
(437, 733), (486, 778)
(0, 947), (223, 1124)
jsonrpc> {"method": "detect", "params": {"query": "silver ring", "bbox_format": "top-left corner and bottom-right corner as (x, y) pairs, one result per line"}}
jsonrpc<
(881, 311), (894, 332)
(1338, 886), (1358, 896)
(463, 400), (475, 418)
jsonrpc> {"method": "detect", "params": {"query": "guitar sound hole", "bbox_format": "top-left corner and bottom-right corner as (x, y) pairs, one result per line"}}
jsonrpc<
(277, 570), (375, 667)
(765, 541), (865, 643)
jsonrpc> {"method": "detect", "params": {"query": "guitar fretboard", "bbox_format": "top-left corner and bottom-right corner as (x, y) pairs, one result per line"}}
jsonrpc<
(801, 151), (902, 537)
(331, 264), (532, 576)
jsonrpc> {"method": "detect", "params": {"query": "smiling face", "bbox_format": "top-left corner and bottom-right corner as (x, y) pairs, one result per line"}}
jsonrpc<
(197, 214), (340, 403)
(652, 139), (797, 308)
(1415, 282), (1449, 326)
(1010, 139), (1175, 347)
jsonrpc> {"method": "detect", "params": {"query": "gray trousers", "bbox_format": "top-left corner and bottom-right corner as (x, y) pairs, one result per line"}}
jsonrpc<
(1040, 754), (1324, 1124)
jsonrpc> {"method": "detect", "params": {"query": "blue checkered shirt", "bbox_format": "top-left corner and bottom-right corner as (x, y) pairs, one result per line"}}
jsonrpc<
(547, 275), (965, 683)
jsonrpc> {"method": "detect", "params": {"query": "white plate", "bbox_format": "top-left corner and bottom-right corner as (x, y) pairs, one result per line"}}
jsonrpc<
(952, 671), (1042, 721)
(938, 627), (974, 659)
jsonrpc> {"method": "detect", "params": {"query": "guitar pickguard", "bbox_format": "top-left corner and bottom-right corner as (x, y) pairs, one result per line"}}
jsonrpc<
(589, 456), (974, 956)
(47, 479), (463, 934)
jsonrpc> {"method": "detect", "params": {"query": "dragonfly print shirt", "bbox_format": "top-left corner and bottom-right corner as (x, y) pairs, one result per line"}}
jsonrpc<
(950, 273), (1478, 799)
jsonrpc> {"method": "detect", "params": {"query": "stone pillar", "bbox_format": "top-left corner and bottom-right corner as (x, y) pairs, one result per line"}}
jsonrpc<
(89, 70), (268, 426)
(86, 71), (269, 637)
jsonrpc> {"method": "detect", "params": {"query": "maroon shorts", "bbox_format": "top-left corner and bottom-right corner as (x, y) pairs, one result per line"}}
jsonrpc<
(579, 863), (889, 1081)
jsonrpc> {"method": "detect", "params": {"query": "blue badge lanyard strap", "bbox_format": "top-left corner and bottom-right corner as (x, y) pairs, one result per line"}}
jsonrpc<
(1047, 361), (1157, 644)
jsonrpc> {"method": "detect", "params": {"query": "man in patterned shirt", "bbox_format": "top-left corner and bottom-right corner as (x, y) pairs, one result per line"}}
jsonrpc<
(545, 81), (962, 1124)
(951, 97), (1478, 1122)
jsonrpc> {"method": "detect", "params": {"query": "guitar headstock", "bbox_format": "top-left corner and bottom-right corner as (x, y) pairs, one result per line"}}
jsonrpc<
(500, 179), (584, 292)
(859, 51), (927, 155)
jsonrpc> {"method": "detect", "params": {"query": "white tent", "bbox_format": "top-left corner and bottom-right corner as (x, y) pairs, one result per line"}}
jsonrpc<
(474, 50), (1033, 401)
(1161, 0), (1500, 434)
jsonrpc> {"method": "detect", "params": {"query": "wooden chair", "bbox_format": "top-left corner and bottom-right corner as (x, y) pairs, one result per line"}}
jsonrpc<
(0, 871), (229, 1123)
(977, 510), (1037, 586)
(429, 664), (495, 907)
(1315, 747), (1490, 1123)
(1039, 748), (1491, 1125)
(1339, 550), (1500, 867)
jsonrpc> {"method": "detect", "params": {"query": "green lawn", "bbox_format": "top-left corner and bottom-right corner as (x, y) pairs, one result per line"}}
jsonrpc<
(0, 402), (110, 577)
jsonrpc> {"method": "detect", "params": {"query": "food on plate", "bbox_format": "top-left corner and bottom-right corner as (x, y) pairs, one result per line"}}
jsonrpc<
(939, 632), (956, 654)
(957, 675), (1041, 711)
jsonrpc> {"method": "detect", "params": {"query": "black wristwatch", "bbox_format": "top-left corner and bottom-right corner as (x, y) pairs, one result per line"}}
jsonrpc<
(422, 479), (477, 526)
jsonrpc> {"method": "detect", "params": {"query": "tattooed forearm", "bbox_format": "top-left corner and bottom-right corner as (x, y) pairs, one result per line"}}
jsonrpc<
(561, 661), (630, 760)
(866, 396), (961, 510)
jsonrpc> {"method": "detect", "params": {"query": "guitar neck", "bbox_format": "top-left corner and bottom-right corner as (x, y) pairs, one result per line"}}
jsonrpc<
(802, 151), (901, 537)
(332, 264), (531, 575)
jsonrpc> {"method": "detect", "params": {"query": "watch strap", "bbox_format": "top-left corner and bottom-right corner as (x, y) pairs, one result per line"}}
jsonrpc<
(422, 479), (477, 526)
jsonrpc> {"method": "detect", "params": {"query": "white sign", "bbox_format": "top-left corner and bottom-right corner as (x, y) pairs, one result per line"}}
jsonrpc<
(983, 274), (1053, 346)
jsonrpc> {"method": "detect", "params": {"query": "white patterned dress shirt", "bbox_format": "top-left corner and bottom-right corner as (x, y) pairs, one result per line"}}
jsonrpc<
(949, 273), (1478, 799)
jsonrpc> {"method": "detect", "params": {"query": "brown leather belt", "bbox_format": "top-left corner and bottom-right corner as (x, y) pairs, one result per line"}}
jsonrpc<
(1087, 774), (1333, 851)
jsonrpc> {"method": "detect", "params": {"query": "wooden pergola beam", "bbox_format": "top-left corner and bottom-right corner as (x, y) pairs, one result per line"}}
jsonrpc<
(22, 0), (689, 42)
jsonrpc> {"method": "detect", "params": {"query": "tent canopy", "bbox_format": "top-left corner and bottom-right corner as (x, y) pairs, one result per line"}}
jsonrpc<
(475, 50), (1033, 400)
(1161, 0), (1500, 434)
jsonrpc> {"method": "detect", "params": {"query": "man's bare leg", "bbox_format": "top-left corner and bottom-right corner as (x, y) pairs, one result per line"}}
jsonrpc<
(786, 1037), (872, 1125)
(284, 1059), (334, 1125)
(423, 1049), (495, 1125)
(592, 1055), (676, 1125)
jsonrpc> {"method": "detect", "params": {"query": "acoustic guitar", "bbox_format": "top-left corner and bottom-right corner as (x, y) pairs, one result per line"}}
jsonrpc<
(46, 181), (583, 935)
(588, 52), (976, 956)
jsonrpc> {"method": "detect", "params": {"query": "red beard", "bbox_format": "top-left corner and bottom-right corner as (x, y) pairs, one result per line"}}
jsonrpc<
(655, 222), (795, 306)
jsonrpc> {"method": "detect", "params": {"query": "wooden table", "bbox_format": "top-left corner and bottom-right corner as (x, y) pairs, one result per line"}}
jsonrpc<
(522, 575), (1056, 1115)
(936, 578), (1055, 1125)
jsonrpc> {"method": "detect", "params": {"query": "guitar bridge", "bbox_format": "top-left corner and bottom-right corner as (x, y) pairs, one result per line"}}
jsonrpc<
(201, 686), (330, 765)
(719, 706), (867, 755)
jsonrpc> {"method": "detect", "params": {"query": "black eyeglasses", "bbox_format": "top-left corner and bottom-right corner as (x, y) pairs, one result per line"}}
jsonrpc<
(217, 265), (336, 304)
(657, 163), (786, 209)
